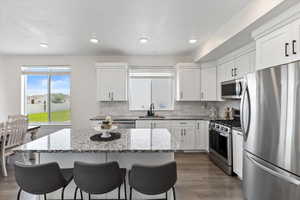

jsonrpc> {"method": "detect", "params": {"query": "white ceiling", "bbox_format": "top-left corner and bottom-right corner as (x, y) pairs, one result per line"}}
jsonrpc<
(0, 0), (250, 56)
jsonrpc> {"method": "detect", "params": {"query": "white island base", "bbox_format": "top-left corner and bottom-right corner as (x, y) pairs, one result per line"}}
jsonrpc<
(38, 152), (175, 200)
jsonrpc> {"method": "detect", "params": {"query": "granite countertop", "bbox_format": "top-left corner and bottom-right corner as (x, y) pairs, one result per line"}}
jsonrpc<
(90, 115), (212, 121)
(13, 128), (185, 153)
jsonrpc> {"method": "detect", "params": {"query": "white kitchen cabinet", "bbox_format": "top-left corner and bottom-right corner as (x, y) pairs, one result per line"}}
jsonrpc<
(96, 63), (128, 101)
(292, 18), (300, 62)
(222, 60), (235, 81)
(176, 65), (201, 101)
(195, 120), (209, 151)
(235, 53), (251, 79)
(233, 129), (244, 180)
(249, 51), (256, 73)
(201, 66), (217, 101)
(256, 25), (291, 70)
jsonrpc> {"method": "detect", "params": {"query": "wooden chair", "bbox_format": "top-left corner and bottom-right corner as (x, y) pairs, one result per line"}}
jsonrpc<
(1, 117), (28, 177)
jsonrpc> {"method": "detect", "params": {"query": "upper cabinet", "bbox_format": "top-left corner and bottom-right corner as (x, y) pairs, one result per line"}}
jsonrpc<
(235, 53), (251, 79)
(255, 24), (291, 70)
(201, 64), (217, 101)
(176, 64), (201, 101)
(253, 4), (300, 70)
(96, 63), (128, 101)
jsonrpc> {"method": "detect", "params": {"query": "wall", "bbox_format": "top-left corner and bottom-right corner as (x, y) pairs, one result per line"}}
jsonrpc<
(0, 56), (6, 121)
(0, 55), (193, 129)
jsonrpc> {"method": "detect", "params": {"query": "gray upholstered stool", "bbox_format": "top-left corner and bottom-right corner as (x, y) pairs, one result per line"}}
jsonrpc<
(129, 161), (177, 200)
(14, 162), (73, 200)
(73, 161), (127, 200)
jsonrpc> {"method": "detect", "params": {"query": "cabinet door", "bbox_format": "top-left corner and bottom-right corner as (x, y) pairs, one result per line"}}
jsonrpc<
(256, 24), (291, 70)
(109, 68), (127, 101)
(182, 128), (195, 150)
(223, 60), (235, 81)
(194, 121), (205, 150)
(249, 51), (256, 73)
(291, 18), (300, 62)
(233, 130), (244, 179)
(178, 68), (201, 101)
(96, 67), (127, 101)
(217, 64), (226, 101)
(235, 53), (251, 79)
(201, 67), (217, 101)
(135, 120), (152, 128)
(173, 128), (185, 150)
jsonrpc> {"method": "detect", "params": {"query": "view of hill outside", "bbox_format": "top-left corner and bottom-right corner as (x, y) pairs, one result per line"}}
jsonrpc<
(26, 75), (70, 123)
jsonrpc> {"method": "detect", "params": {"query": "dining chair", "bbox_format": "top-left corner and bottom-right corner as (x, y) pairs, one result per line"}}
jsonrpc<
(1, 117), (28, 176)
(14, 161), (73, 200)
(129, 161), (177, 200)
(73, 161), (127, 200)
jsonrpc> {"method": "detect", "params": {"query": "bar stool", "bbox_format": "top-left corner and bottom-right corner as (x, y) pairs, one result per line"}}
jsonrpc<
(73, 161), (127, 200)
(129, 161), (177, 200)
(14, 162), (73, 200)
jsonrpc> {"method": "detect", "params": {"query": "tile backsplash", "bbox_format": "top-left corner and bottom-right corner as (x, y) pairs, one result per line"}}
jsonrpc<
(98, 101), (215, 117)
(98, 100), (240, 118)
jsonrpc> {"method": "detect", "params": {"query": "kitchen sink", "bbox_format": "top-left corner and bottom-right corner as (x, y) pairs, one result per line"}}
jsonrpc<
(138, 115), (165, 119)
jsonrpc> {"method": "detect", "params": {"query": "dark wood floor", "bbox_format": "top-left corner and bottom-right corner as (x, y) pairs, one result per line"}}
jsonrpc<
(0, 153), (243, 200)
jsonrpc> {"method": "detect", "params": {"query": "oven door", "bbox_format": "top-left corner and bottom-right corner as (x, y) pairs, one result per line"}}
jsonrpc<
(209, 128), (232, 165)
(221, 79), (243, 99)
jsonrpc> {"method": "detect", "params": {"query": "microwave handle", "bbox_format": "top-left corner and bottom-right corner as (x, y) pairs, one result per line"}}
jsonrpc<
(236, 81), (242, 96)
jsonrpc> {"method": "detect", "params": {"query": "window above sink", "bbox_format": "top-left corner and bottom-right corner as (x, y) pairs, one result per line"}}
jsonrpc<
(128, 67), (175, 111)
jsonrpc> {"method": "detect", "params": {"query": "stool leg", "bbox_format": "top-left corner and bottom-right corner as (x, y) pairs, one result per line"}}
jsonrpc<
(118, 186), (121, 200)
(88, 193), (91, 200)
(44, 194), (47, 200)
(166, 192), (168, 200)
(172, 186), (176, 200)
(124, 179), (127, 200)
(129, 187), (133, 200)
(17, 188), (22, 200)
(61, 187), (65, 200)
(74, 187), (78, 200)
(80, 190), (83, 200)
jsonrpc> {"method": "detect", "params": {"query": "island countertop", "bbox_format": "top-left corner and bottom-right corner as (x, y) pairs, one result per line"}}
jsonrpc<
(90, 115), (212, 121)
(13, 128), (184, 153)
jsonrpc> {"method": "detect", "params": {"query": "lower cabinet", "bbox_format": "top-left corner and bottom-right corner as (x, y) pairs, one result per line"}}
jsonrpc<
(135, 120), (209, 151)
(195, 120), (209, 151)
(233, 130), (244, 179)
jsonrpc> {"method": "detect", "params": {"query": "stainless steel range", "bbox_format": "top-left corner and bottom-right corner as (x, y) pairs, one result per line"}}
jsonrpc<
(209, 111), (241, 175)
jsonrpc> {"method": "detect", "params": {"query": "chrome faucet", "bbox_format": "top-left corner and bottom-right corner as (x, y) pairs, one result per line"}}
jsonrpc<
(148, 103), (155, 116)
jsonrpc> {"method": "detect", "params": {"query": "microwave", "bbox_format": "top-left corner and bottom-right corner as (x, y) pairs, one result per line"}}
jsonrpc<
(221, 79), (243, 99)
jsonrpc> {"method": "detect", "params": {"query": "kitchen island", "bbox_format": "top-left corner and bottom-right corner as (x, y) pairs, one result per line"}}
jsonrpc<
(14, 128), (180, 199)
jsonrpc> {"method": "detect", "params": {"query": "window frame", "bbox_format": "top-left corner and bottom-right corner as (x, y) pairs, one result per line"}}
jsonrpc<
(128, 76), (175, 111)
(21, 66), (71, 125)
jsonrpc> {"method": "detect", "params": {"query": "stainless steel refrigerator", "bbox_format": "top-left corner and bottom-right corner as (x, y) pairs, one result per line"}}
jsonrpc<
(242, 63), (300, 200)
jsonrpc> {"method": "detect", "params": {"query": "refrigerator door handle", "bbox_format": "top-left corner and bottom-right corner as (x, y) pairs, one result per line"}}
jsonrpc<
(246, 153), (300, 186)
(241, 82), (251, 140)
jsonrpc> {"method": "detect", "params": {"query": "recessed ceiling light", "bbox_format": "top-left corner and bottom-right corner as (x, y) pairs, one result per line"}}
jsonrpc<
(189, 39), (197, 44)
(40, 43), (48, 48)
(90, 38), (99, 44)
(139, 37), (149, 44)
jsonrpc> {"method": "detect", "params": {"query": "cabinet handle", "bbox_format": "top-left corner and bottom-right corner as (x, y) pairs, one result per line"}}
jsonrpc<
(234, 68), (238, 76)
(231, 68), (234, 77)
(201, 92), (204, 99)
(108, 92), (111, 100)
(180, 91), (183, 99)
(293, 40), (297, 55)
(111, 92), (114, 101)
(197, 123), (199, 129)
(285, 43), (290, 57)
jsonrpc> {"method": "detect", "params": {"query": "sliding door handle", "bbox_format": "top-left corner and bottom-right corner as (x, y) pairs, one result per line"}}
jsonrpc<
(293, 40), (297, 55)
(285, 43), (290, 57)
